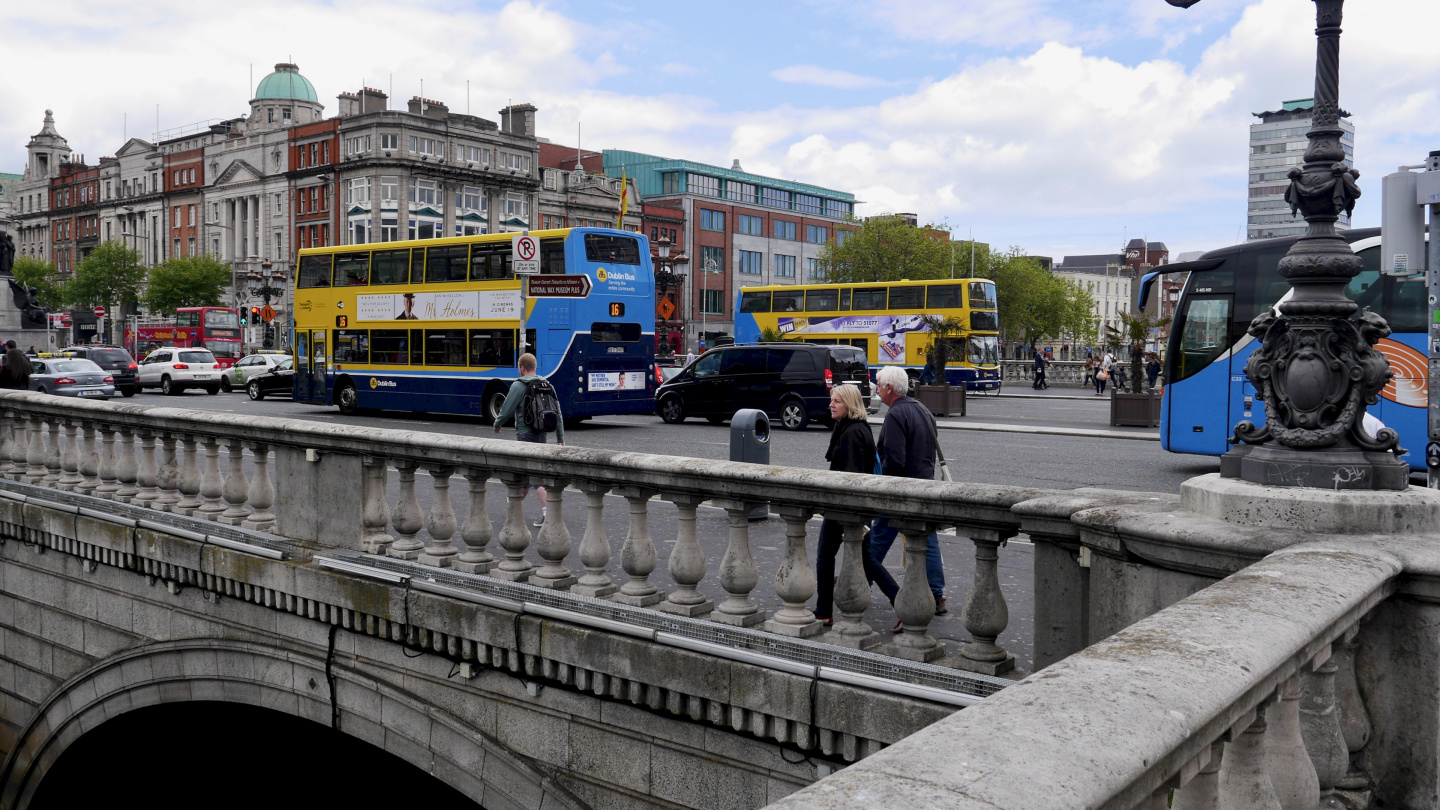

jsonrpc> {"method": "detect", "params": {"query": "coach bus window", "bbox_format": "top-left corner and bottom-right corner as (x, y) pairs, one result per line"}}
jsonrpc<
(591, 322), (641, 343)
(839, 289), (851, 311)
(426, 245), (470, 283)
(471, 243), (512, 280)
(739, 291), (771, 313)
(805, 289), (839, 312)
(889, 286), (923, 309)
(370, 330), (410, 364)
(852, 288), (886, 310)
(335, 252), (371, 287)
(970, 311), (999, 331)
(773, 290), (803, 313)
(469, 329), (516, 367)
(424, 329), (468, 365)
(541, 239), (566, 274)
(297, 254), (333, 288)
(927, 284), (963, 309)
(967, 282), (996, 309)
(584, 234), (641, 265)
(372, 249), (410, 285)
(333, 330), (370, 363)
(1176, 298), (1231, 383)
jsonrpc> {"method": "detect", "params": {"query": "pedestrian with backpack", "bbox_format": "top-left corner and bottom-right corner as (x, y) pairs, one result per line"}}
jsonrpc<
(493, 353), (565, 525)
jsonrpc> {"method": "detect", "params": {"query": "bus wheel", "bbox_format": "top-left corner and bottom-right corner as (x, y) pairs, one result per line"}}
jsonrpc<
(659, 395), (686, 424)
(336, 381), (359, 415)
(484, 388), (508, 424)
(779, 398), (809, 431)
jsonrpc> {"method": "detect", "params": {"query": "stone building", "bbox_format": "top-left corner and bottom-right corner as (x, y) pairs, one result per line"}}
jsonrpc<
(1057, 239), (1169, 342)
(12, 110), (72, 264)
(536, 143), (640, 233)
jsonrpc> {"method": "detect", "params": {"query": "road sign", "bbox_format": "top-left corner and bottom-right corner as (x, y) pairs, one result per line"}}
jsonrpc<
(656, 298), (676, 320)
(260, 305), (277, 323)
(526, 275), (592, 298)
(512, 233), (541, 275)
(93, 306), (106, 318)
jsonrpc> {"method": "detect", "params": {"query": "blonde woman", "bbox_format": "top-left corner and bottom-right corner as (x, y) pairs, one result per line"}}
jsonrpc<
(814, 383), (878, 624)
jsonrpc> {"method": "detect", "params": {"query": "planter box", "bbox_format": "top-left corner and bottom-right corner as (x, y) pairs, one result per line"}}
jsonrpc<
(1110, 391), (1162, 428)
(915, 385), (966, 417)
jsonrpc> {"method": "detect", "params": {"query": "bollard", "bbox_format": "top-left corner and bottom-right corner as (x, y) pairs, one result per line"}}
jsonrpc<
(729, 409), (770, 521)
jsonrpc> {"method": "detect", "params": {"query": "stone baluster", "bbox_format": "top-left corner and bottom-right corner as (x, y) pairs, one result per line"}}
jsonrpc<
(387, 460), (425, 561)
(613, 487), (662, 607)
(1218, 705), (1283, 810)
(132, 429), (159, 507)
(1138, 790), (1170, 810)
(1300, 646), (1349, 807)
(42, 418), (63, 487)
(1333, 626), (1371, 789)
(241, 442), (276, 532)
(529, 476), (576, 589)
(418, 466), (460, 568)
(218, 439), (250, 525)
(887, 520), (944, 663)
(657, 493), (710, 615)
(175, 435), (203, 516)
(825, 513), (881, 650)
(710, 499), (765, 626)
(114, 426), (139, 503)
(767, 506), (821, 638)
(493, 472), (533, 581)
(23, 415), (45, 485)
(197, 437), (225, 519)
(7, 410), (29, 479)
(1267, 674), (1320, 810)
(358, 457), (392, 554)
(76, 421), (99, 496)
(570, 481), (615, 597)
(58, 419), (82, 491)
(94, 424), (119, 499)
(0, 409), (15, 479)
(453, 467), (494, 574)
(154, 432), (180, 511)
(1172, 742), (1222, 810)
(958, 532), (1016, 675)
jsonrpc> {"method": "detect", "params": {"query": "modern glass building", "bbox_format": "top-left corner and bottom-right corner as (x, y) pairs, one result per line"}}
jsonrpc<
(1248, 98), (1354, 242)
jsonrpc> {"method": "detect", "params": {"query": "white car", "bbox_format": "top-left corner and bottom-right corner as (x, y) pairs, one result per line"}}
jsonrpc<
(222, 352), (289, 393)
(137, 347), (222, 395)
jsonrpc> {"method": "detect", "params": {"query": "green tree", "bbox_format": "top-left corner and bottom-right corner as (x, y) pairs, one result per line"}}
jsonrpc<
(68, 242), (147, 335)
(9, 256), (67, 310)
(1104, 310), (1170, 393)
(982, 249), (1095, 349)
(144, 255), (232, 313)
(816, 215), (952, 283)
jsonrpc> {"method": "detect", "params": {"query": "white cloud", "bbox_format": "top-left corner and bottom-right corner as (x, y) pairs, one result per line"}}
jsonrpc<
(770, 65), (896, 89)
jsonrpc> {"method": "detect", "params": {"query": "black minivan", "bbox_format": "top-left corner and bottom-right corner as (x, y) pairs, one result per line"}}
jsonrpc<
(655, 343), (871, 430)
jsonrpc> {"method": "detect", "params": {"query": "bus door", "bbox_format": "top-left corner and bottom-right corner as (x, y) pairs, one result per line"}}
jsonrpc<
(1165, 294), (1234, 454)
(294, 332), (311, 401)
(310, 330), (329, 404)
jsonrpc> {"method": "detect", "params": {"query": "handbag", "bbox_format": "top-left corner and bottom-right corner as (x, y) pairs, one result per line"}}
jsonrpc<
(1096, 370), (1108, 381)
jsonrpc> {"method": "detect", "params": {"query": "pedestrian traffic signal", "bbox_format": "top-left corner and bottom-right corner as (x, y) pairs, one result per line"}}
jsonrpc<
(240, 309), (248, 325)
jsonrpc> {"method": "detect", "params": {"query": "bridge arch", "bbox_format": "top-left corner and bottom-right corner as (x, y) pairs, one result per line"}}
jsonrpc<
(0, 638), (589, 810)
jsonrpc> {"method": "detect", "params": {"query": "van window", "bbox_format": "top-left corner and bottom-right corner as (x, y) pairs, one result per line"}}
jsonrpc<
(719, 348), (767, 375)
(829, 347), (869, 378)
(768, 349), (815, 373)
(694, 353), (721, 378)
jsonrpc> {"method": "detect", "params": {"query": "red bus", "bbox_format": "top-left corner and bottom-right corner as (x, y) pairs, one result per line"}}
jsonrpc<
(125, 307), (243, 368)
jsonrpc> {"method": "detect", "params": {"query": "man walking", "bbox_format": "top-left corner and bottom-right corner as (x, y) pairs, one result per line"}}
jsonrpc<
(493, 353), (565, 525)
(866, 365), (946, 630)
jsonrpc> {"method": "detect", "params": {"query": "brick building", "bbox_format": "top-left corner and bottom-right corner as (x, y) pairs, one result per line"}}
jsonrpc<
(289, 119), (338, 251)
(47, 160), (100, 277)
(163, 146), (205, 260)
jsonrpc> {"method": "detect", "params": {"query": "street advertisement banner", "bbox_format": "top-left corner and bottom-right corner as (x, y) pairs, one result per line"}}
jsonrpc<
(776, 314), (928, 362)
(356, 291), (522, 322)
(587, 371), (647, 392)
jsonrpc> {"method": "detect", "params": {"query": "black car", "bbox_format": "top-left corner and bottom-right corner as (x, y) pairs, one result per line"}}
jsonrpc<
(245, 357), (294, 400)
(63, 346), (139, 396)
(655, 343), (871, 430)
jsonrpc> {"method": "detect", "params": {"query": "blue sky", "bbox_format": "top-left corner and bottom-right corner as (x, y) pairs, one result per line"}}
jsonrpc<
(2, 0), (1437, 260)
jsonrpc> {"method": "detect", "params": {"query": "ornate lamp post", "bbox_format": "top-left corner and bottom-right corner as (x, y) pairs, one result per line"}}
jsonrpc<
(652, 234), (686, 362)
(246, 259), (289, 350)
(1171, 0), (1407, 490)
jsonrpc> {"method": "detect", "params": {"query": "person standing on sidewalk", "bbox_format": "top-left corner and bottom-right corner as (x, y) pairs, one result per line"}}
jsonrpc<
(1032, 349), (1049, 390)
(813, 384), (881, 625)
(866, 365), (946, 631)
(493, 353), (565, 526)
(1082, 354), (1095, 389)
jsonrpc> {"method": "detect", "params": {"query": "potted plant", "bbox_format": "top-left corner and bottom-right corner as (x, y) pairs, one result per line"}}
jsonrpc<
(1104, 311), (1168, 427)
(913, 315), (967, 417)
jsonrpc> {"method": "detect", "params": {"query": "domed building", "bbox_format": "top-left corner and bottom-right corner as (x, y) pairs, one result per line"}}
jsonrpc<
(247, 63), (324, 130)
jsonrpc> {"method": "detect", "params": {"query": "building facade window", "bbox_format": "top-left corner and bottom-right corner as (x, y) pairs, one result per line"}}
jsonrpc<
(701, 289), (725, 316)
(689, 174), (720, 198)
(762, 188), (790, 209)
(773, 220), (796, 241)
(410, 179), (438, 205)
(543, 171), (556, 190)
(824, 200), (852, 219)
(737, 214), (763, 235)
(460, 186), (482, 210)
(805, 225), (826, 243)
(806, 257), (821, 282)
(699, 245), (724, 274)
(380, 134), (399, 151)
(794, 194), (822, 215)
(504, 191), (529, 222)
(699, 209), (725, 231)
(738, 250), (763, 275)
(348, 178), (371, 204)
(347, 136), (371, 155)
(774, 254), (796, 278)
(380, 176), (399, 202)
(726, 182), (757, 204)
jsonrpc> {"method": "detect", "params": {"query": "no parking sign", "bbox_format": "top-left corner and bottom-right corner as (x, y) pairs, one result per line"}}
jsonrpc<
(512, 233), (540, 275)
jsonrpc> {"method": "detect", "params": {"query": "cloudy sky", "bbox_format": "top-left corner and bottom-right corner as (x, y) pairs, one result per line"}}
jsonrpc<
(2, 0), (1436, 259)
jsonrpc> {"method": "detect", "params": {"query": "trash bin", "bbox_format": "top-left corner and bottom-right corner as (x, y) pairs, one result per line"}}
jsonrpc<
(730, 409), (771, 520)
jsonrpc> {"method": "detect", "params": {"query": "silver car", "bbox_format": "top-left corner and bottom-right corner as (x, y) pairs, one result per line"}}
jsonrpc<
(29, 358), (116, 399)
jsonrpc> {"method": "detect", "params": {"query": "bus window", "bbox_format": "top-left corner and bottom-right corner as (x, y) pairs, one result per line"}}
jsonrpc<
(372, 249), (411, 285)
(805, 289), (839, 312)
(409, 248), (425, 283)
(970, 312), (998, 331)
(469, 329), (516, 367)
(334, 330), (369, 363)
(739, 291), (772, 313)
(370, 330), (410, 364)
(298, 254), (333, 288)
(927, 284), (963, 309)
(424, 329), (468, 365)
(1175, 298), (1231, 383)
(584, 234), (641, 265)
(967, 282), (996, 309)
(888, 286), (923, 309)
(177, 311), (199, 327)
(852, 288), (886, 310)
(541, 239), (566, 274)
(470, 243), (511, 280)
(335, 252), (371, 286)
(774, 290), (803, 312)
(204, 309), (238, 329)
(839, 289), (851, 311)
(592, 322), (641, 343)
(426, 246), (469, 283)
(410, 329), (425, 365)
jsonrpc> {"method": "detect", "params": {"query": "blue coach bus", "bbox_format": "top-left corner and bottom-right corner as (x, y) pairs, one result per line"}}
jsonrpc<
(1152, 227), (1428, 471)
(291, 227), (657, 424)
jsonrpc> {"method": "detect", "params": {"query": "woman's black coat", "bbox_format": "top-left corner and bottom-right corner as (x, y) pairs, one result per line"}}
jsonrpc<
(825, 416), (876, 474)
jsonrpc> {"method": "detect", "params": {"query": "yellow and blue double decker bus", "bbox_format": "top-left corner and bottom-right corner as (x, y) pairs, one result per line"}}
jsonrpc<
(733, 279), (1002, 391)
(290, 227), (656, 422)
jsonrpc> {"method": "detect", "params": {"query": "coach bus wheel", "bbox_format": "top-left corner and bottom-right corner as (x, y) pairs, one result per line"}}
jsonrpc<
(779, 398), (809, 431)
(484, 388), (508, 424)
(336, 381), (359, 415)
(659, 395), (686, 424)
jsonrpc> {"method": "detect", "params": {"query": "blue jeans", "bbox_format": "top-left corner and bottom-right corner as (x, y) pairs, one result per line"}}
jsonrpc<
(865, 517), (944, 601)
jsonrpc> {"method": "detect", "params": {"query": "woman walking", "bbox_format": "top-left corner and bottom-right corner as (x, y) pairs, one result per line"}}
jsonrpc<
(813, 384), (878, 625)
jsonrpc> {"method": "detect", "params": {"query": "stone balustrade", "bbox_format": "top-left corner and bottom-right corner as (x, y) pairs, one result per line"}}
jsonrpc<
(1001, 359), (1088, 385)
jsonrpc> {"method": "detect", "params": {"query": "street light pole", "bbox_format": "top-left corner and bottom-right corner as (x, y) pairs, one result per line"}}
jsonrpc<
(246, 259), (288, 350)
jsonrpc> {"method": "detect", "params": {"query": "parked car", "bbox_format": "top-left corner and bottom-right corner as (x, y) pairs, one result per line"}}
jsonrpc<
(245, 357), (294, 400)
(223, 351), (289, 393)
(62, 346), (139, 397)
(136, 347), (221, 395)
(29, 357), (115, 399)
(655, 342), (872, 430)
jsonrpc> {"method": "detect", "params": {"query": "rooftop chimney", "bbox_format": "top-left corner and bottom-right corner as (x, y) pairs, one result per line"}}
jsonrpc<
(731, 159), (743, 171)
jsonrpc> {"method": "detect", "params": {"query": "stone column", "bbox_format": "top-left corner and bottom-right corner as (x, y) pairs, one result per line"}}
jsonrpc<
(132, 429), (159, 507)
(42, 418), (63, 487)
(242, 441), (275, 532)
(824, 513), (881, 651)
(767, 506), (821, 638)
(1300, 646), (1349, 807)
(360, 457), (393, 555)
(418, 466), (460, 568)
(175, 435), (203, 516)
(958, 533), (1015, 675)
(217, 438), (250, 525)
(23, 415), (45, 485)
(1333, 627), (1371, 789)
(387, 460), (425, 560)
(95, 424), (119, 499)
(710, 499), (765, 627)
(529, 476), (576, 589)
(454, 467), (494, 574)
(612, 486), (661, 606)
(571, 481), (616, 597)
(154, 432), (180, 511)
(8, 411), (29, 479)
(76, 421), (99, 496)
(1268, 674), (1320, 810)
(657, 493), (711, 616)
(197, 437), (225, 519)
(492, 471), (532, 581)
(886, 520), (943, 663)
(1172, 742), (1222, 810)
(114, 426), (139, 503)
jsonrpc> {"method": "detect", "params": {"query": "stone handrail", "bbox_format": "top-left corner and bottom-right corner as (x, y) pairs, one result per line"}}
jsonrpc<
(1002, 359), (1089, 385)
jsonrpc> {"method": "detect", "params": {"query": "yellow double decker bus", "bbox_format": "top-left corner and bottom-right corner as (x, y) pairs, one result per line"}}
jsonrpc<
(733, 279), (1001, 391)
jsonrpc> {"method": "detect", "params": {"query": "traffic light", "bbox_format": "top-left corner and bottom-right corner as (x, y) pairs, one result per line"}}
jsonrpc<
(240, 308), (248, 325)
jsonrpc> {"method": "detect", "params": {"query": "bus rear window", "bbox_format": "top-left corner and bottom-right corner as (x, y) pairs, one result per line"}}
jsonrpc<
(591, 322), (641, 343)
(740, 291), (772, 313)
(584, 235), (641, 265)
(888, 286), (923, 309)
(298, 255), (332, 288)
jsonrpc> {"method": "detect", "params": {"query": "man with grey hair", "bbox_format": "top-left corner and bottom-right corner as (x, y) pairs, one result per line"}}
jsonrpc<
(867, 365), (947, 628)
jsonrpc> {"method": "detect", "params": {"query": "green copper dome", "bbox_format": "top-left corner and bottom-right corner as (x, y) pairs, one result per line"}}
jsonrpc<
(255, 63), (318, 103)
